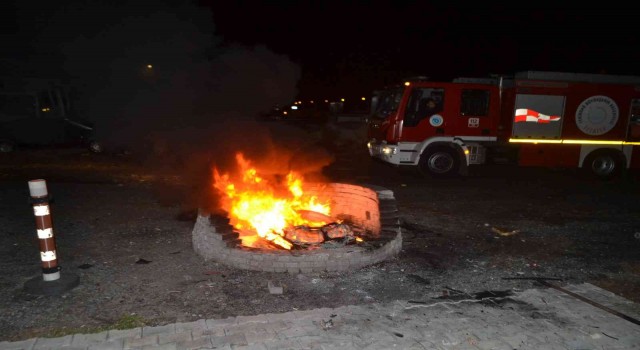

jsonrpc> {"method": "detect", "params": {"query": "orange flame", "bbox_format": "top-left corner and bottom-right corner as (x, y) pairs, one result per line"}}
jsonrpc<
(213, 153), (331, 249)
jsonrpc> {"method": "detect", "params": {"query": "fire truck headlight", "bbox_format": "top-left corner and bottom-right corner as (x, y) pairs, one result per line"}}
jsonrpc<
(381, 145), (396, 155)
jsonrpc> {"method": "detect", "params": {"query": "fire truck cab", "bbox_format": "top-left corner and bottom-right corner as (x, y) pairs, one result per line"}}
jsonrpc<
(367, 71), (640, 179)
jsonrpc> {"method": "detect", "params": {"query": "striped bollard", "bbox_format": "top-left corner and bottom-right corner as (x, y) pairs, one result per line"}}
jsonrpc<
(23, 179), (79, 296)
(28, 179), (61, 281)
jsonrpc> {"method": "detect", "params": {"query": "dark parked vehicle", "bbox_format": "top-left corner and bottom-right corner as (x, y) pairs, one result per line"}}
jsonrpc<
(258, 101), (329, 123)
(0, 77), (102, 153)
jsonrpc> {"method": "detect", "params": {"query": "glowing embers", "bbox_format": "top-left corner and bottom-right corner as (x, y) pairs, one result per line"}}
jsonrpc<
(212, 153), (362, 250)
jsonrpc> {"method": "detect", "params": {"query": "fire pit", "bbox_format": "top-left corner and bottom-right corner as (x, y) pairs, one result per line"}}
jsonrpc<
(192, 183), (402, 273)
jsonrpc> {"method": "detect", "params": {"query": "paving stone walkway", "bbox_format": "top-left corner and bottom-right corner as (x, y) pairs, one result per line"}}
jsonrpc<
(1, 283), (639, 349)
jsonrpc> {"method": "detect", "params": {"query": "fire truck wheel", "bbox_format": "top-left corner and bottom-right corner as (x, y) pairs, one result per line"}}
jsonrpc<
(583, 150), (624, 180)
(418, 147), (459, 178)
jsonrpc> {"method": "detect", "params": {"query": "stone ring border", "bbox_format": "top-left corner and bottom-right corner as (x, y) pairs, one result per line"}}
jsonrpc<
(191, 183), (402, 274)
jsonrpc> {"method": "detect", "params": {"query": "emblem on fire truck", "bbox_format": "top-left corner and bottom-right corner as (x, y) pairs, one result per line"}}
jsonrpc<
(575, 95), (619, 135)
(429, 114), (444, 127)
(514, 109), (560, 123)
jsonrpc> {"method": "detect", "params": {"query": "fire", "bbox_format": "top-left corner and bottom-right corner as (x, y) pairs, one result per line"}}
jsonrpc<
(213, 153), (331, 249)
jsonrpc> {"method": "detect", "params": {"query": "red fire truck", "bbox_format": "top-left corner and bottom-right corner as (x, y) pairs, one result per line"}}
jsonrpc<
(366, 71), (640, 179)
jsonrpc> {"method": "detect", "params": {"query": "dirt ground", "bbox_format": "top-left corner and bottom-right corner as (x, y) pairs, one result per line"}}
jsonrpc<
(1, 124), (639, 342)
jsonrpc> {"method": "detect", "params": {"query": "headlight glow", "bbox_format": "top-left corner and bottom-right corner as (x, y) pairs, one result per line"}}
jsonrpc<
(382, 146), (395, 155)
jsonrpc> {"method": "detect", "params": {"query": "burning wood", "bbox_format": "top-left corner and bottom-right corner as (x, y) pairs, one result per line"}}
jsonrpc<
(321, 223), (354, 239)
(212, 153), (332, 250)
(265, 231), (293, 250)
(212, 153), (363, 251)
(280, 222), (356, 249)
(296, 210), (335, 224)
(284, 226), (324, 244)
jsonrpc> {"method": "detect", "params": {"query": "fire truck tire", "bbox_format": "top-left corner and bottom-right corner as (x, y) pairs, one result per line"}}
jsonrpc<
(418, 146), (459, 178)
(583, 149), (624, 180)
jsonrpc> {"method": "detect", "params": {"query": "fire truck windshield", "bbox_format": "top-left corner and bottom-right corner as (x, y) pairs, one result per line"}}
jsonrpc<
(371, 88), (403, 120)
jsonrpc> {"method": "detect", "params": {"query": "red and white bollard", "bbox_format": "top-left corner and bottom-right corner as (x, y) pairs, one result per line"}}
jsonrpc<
(28, 179), (61, 281)
(23, 179), (79, 296)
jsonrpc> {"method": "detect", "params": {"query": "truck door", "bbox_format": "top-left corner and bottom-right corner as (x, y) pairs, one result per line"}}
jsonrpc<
(451, 87), (494, 137)
(400, 86), (446, 141)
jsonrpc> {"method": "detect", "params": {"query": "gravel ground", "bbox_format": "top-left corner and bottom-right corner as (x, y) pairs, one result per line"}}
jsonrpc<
(1, 129), (639, 342)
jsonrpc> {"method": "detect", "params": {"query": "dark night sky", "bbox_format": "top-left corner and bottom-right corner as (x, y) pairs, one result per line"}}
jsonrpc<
(204, 2), (640, 98)
(2, 1), (640, 100)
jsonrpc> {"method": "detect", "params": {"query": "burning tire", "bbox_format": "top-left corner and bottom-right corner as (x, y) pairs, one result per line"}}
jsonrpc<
(418, 146), (459, 178)
(583, 149), (624, 180)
